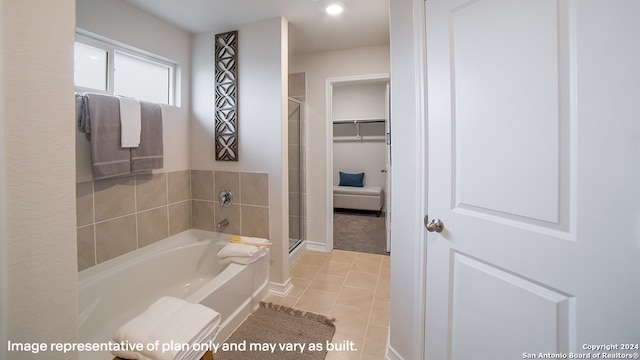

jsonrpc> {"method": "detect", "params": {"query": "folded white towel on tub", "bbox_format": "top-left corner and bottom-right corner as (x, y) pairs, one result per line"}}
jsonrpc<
(112, 296), (220, 360)
(217, 237), (269, 265)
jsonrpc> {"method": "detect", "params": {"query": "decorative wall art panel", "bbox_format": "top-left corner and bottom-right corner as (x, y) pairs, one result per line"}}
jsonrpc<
(214, 30), (239, 161)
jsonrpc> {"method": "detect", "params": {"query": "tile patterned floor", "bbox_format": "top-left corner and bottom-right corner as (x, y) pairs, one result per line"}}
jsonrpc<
(263, 250), (391, 360)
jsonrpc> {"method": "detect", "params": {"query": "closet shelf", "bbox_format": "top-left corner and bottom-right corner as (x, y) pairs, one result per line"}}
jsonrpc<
(332, 118), (386, 124)
(333, 135), (386, 142)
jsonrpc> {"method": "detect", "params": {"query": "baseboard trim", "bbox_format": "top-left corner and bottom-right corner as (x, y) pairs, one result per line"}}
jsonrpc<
(386, 345), (404, 360)
(306, 240), (329, 252)
(268, 278), (293, 296)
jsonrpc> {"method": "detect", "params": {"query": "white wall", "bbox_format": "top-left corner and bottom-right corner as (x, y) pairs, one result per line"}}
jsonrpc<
(387, 0), (427, 359)
(76, 0), (192, 182)
(332, 83), (387, 189)
(1, 1), (78, 359)
(191, 17), (289, 285)
(289, 45), (390, 248)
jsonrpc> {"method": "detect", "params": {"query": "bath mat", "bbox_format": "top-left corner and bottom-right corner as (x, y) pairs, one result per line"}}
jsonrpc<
(333, 209), (389, 255)
(214, 302), (336, 360)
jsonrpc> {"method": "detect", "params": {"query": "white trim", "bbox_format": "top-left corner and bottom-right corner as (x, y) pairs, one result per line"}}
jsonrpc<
(413, 0), (428, 359)
(386, 346), (405, 360)
(0, 16), (7, 356)
(324, 73), (391, 253)
(268, 278), (294, 296)
(288, 240), (306, 265)
(305, 240), (329, 252)
(74, 31), (178, 106)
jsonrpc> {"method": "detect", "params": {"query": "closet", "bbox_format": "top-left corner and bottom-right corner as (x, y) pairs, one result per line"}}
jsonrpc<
(331, 79), (391, 254)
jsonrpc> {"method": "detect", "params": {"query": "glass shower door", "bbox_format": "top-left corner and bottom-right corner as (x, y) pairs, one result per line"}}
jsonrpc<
(288, 98), (304, 252)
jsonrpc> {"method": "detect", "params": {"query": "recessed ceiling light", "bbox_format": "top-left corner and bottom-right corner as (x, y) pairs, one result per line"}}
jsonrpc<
(326, 4), (343, 15)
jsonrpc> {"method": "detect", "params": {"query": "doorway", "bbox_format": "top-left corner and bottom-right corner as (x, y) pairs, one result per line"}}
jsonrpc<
(326, 74), (391, 255)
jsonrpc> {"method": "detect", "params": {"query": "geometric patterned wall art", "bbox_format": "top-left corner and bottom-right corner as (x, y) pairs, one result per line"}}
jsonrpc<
(214, 30), (239, 161)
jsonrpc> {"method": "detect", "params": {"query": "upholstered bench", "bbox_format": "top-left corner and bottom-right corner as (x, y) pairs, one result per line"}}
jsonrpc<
(333, 185), (384, 215)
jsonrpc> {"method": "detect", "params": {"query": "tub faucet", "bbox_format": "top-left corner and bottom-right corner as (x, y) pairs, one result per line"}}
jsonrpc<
(217, 219), (229, 231)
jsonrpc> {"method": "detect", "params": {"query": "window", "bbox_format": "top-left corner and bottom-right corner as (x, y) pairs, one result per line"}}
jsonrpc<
(74, 43), (108, 91)
(74, 33), (176, 106)
(114, 52), (172, 104)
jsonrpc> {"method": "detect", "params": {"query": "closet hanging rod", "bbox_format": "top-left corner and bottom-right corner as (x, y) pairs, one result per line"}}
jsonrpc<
(332, 118), (386, 124)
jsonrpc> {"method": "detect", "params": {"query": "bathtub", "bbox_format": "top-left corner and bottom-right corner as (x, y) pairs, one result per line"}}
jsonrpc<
(78, 229), (269, 360)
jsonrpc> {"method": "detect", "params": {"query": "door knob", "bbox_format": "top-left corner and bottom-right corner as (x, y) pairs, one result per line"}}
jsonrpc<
(424, 216), (444, 233)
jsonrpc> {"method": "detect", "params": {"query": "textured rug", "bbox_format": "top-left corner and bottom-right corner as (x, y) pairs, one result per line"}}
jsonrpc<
(333, 209), (389, 255)
(215, 302), (336, 360)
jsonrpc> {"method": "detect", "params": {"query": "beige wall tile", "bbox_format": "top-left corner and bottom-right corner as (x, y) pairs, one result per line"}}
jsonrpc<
(214, 171), (239, 204)
(76, 181), (94, 227)
(191, 200), (214, 231)
(95, 215), (137, 263)
(135, 173), (167, 211)
(168, 170), (190, 203)
(77, 225), (95, 271)
(94, 177), (135, 221)
(240, 172), (268, 206)
(215, 203), (241, 234)
(137, 207), (169, 247)
(191, 170), (213, 201)
(169, 201), (191, 235)
(240, 205), (269, 238)
(289, 168), (300, 193)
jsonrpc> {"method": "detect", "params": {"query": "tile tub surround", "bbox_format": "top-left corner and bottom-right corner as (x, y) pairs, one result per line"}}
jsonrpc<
(191, 170), (270, 239)
(76, 170), (270, 271)
(76, 171), (191, 271)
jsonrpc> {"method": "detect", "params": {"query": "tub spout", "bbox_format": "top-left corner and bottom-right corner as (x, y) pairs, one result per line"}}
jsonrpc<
(217, 219), (229, 231)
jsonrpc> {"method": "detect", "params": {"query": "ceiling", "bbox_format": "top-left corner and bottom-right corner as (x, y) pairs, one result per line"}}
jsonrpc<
(124, 0), (390, 55)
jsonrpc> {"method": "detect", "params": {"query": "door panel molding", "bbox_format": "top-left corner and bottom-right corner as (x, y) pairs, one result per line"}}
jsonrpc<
(449, 0), (573, 228)
(450, 252), (576, 359)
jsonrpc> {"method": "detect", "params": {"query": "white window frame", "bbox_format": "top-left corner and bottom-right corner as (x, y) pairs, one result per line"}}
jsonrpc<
(74, 31), (177, 106)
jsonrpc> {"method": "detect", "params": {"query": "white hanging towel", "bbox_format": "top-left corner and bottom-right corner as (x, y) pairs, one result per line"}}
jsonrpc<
(118, 96), (141, 148)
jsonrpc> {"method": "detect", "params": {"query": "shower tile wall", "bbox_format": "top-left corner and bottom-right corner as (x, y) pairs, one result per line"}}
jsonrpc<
(76, 170), (270, 272)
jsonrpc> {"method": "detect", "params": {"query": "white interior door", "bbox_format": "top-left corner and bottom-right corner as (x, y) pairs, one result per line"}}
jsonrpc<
(424, 1), (640, 359)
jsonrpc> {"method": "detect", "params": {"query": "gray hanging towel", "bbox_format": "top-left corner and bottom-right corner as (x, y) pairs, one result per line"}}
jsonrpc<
(81, 93), (131, 179)
(131, 101), (164, 172)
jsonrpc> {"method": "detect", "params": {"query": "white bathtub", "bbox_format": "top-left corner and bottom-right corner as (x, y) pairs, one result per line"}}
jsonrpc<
(78, 229), (269, 360)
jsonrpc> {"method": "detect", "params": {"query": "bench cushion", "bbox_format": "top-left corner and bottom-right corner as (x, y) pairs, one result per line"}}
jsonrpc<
(333, 185), (383, 196)
(333, 185), (384, 211)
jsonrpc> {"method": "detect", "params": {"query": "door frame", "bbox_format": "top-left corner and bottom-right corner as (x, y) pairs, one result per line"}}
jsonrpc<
(324, 73), (391, 252)
(386, 0), (428, 358)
